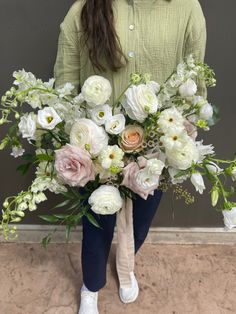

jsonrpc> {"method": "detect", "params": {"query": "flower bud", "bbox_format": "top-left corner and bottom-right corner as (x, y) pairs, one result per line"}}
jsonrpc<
(10, 217), (21, 223)
(211, 188), (219, 207)
(130, 73), (142, 84)
(0, 138), (8, 150)
(15, 112), (20, 119)
(3, 200), (9, 208)
(16, 211), (25, 218)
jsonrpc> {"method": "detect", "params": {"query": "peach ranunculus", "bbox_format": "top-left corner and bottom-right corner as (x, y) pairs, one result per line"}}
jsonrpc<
(121, 162), (159, 200)
(119, 125), (144, 153)
(54, 143), (95, 187)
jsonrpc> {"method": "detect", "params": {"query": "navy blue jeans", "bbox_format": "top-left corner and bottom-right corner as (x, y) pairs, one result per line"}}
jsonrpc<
(81, 189), (163, 292)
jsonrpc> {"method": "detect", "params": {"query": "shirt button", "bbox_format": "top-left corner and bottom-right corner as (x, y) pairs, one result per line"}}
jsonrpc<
(129, 24), (135, 31)
(128, 51), (135, 58)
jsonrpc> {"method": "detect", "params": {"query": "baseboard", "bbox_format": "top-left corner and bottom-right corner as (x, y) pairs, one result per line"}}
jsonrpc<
(1, 225), (236, 244)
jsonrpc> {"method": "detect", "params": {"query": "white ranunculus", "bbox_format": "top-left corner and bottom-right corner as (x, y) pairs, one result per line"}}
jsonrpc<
(179, 78), (197, 97)
(89, 104), (112, 126)
(222, 207), (236, 229)
(98, 145), (124, 171)
(166, 140), (199, 170)
(37, 107), (62, 130)
(158, 107), (185, 132)
(70, 118), (108, 156)
(81, 75), (112, 107)
(136, 169), (160, 190)
(160, 126), (189, 150)
(146, 159), (165, 176)
(18, 112), (37, 139)
(191, 172), (205, 194)
(105, 114), (126, 135)
(122, 84), (159, 122)
(199, 103), (213, 120)
(88, 185), (123, 215)
(10, 146), (25, 158)
(206, 162), (223, 174)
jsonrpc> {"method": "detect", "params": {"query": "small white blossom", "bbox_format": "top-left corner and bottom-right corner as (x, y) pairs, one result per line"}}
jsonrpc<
(98, 145), (124, 171)
(199, 103), (213, 120)
(18, 112), (37, 139)
(10, 146), (25, 158)
(57, 82), (75, 98)
(89, 104), (112, 126)
(179, 78), (197, 97)
(222, 207), (236, 229)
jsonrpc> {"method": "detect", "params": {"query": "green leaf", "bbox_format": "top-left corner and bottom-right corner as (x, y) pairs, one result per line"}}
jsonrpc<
(174, 169), (190, 179)
(59, 191), (75, 200)
(21, 153), (35, 162)
(16, 163), (31, 175)
(65, 201), (81, 211)
(35, 154), (54, 162)
(38, 215), (59, 223)
(41, 235), (52, 249)
(86, 213), (102, 229)
(51, 199), (71, 210)
(53, 214), (70, 219)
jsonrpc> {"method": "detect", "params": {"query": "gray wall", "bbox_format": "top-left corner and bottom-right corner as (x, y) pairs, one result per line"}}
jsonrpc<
(0, 0), (235, 227)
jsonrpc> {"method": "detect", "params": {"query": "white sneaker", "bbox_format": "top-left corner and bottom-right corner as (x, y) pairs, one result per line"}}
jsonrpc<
(78, 284), (99, 314)
(119, 271), (139, 304)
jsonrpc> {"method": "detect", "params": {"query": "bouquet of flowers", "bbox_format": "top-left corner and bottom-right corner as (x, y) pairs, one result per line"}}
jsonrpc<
(1, 54), (236, 246)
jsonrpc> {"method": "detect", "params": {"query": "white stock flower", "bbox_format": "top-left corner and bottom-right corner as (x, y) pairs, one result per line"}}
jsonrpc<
(18, 112), (37, 139)
(88, 185), (123, 215)
(222, 207), (236, 229)
(81, 75), (112, 107)
(206, 162), (223, 174)
(13, 69), (37, 90)
(10, 146), (25, 158)
(179, 79), (197, 97)
(57, 82), (75, 98)
(122, 84), (159, 122)
(196, 141), (215, 163)
(160, 126), (189, 150)
(70, 118), (108, 156)
(166, 140), (199, 170)
(105, 114), (126, 135)
(199, 103), (213, 120)
(89, 104), (112, 126)
(191, 172), (205, 194)
(158, 107), (185, 132)
(25, 91), (42, 109)
(98, 145), (124, 171)
(146, 159), (165, 176)
(37, 107), (62, 130)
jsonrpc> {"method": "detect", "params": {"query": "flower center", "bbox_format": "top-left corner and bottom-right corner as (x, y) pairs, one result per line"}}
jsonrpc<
(47, 116), (53, 123)
(98, 112), (105, 118)
(169, 118), (173, 122)
(172, 136), (178, 141)
(109, 154), (115, 159)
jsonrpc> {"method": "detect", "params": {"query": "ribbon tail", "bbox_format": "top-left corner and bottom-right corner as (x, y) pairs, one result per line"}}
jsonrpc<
(116, 197), (135, 288)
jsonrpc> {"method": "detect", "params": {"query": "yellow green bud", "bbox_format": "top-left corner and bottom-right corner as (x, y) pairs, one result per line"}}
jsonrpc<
(211, 188), (219, 207)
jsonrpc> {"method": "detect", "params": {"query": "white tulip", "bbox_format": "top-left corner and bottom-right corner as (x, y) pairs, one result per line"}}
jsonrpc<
(222, 207), (236, 229)
(88, 185), (123, 215)
(37, 107), (62, 130)
(199, 103), (213, 120)
(18, 112), (37, 139)
(191, 173), (205, 194)
(105, 114), (126, 135)
(179, 79), (197, 97)
(81, 75), (112, 107)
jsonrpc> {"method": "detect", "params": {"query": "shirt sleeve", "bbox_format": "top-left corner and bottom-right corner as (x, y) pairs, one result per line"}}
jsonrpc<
(53, 6), (81, 95)
(183, 0), (207, 98)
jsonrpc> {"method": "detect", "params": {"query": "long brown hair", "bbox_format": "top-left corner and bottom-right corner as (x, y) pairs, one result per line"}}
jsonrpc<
(80, 0), (127, 72)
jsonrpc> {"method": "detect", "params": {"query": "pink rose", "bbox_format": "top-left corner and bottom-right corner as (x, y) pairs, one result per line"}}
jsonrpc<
(121, 162), (157, 200)
(54, 144), (95, 187)
(184, 120), (198, 140)
(119, 125), (144, 153)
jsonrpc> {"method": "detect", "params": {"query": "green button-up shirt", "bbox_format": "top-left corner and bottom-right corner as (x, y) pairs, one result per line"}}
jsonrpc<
(53, 0), (207, 101)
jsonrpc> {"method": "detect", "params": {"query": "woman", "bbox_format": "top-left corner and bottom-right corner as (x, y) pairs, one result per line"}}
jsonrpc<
(53, 0), (206, 313)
